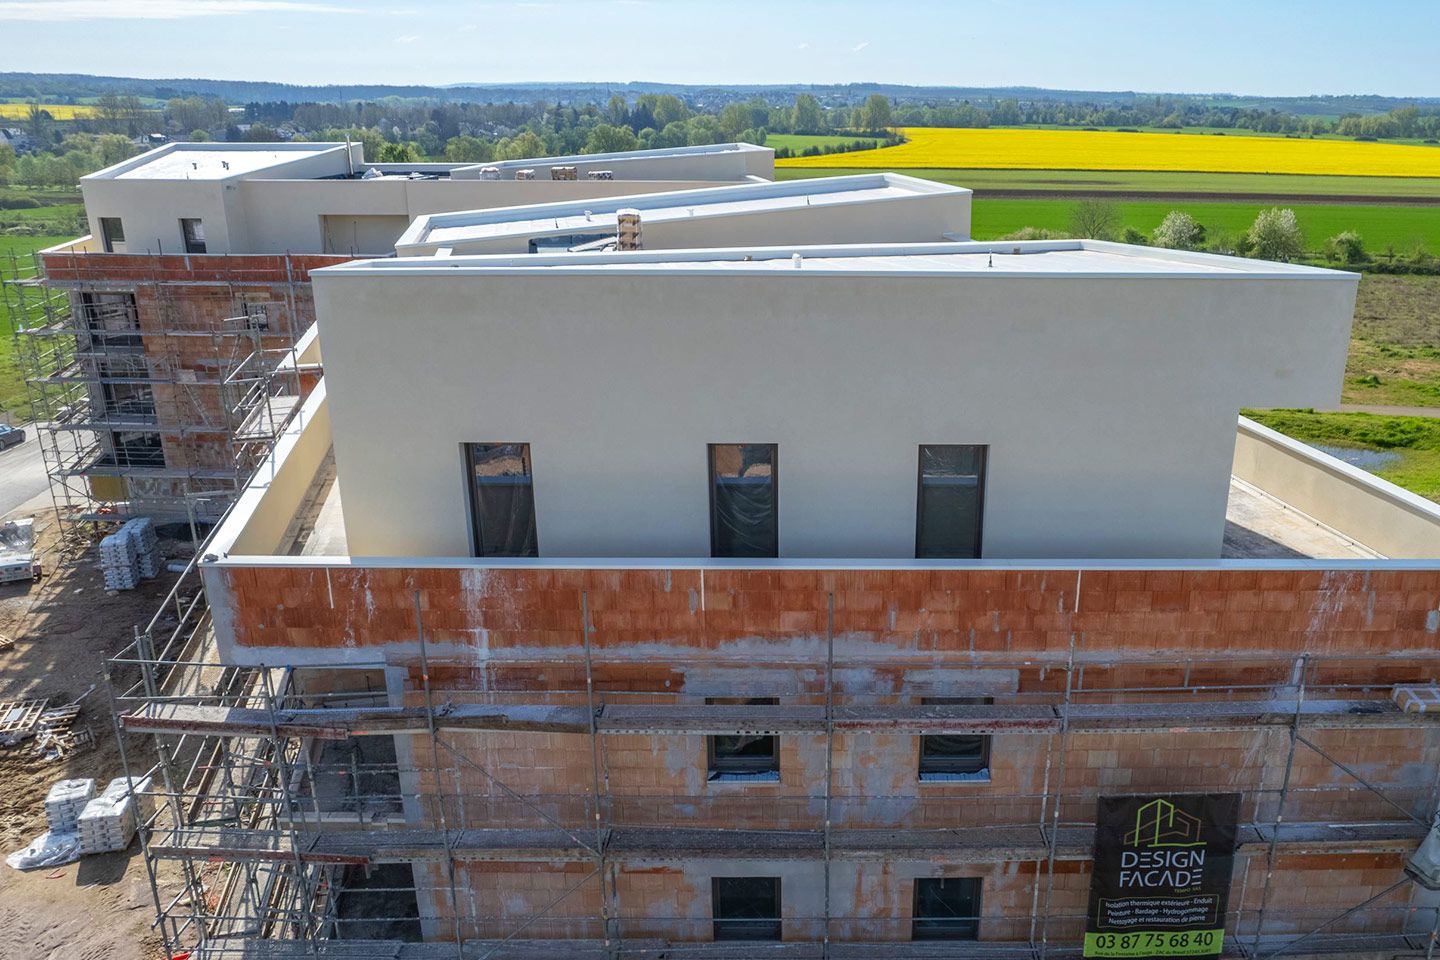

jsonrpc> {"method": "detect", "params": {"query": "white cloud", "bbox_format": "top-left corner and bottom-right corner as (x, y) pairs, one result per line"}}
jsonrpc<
(0, 0), (350, 19)
(852, 40), (871, 52)
(796, 42), (810, 50)
(394, 33), (420, 42)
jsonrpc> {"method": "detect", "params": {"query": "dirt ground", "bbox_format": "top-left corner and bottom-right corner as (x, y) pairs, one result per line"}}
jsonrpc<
(0, 507), (191, 960)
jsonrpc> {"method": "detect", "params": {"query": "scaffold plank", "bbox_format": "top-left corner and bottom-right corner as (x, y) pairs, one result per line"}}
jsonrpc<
(146, 819), (1424, 866)
(121, 696), (1433, 739)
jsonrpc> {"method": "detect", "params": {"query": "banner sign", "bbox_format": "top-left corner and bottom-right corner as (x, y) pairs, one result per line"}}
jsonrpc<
(1083, 793), (1240, 958)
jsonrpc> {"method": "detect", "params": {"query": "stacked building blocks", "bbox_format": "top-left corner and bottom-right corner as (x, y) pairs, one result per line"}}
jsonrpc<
(43, 778), (95, 834)
(99, 518), (162, 591)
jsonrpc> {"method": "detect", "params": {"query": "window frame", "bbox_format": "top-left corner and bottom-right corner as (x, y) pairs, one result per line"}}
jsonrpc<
(707, 443), (779, 559)
(915, 444), (988, 560)
(918, 697), (992, 781)
(463, 442), (539, 559)
(711, 876), (782, 941)
(706, 697), (780, 781)
(98, 217), (125, 253)
(179, 218), (207, 254)
(912, 876), (982, 941)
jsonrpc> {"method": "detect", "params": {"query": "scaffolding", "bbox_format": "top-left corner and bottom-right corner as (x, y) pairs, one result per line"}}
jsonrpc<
(107, 570), (1440, 960)
(1, 247), (308, 542)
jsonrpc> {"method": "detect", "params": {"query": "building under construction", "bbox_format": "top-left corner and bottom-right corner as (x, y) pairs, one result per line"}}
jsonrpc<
(96, 173), (1440, 960)
(2, 140), (775, 536)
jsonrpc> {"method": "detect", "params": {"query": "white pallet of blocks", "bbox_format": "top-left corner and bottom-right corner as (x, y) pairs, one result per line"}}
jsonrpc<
(76, 777), (152, 854)
(43, 778), (95, 833)
(99, 518), (162, 590)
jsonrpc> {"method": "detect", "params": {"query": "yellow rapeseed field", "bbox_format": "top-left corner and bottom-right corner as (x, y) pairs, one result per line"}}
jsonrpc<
(0, 103), (100, 120)
(779, 127), (1440, 178)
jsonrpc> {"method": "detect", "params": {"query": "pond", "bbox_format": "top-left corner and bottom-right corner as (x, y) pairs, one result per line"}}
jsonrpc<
(1312, 444), (1402, 470)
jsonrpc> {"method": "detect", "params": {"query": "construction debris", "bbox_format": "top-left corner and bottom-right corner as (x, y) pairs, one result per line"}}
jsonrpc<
(35, 702), (93, 760)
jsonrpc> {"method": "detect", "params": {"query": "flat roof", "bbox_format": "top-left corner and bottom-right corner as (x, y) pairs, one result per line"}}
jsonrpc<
(483, 141), (768, 172)
(397, 173), (967, 251)
(86, 142), (350, 181)
(321, 240), (1360, 281)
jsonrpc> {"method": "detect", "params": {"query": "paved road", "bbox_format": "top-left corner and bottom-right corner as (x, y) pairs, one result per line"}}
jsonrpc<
(1338, 403), (1440, 419)
(0, 430), (50, 519)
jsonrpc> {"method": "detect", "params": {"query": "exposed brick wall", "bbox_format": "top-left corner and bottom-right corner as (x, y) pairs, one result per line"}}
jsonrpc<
(229, 564), (1440, 943)
(40, 251), (344, 485)
(219, 566), (1440, 669)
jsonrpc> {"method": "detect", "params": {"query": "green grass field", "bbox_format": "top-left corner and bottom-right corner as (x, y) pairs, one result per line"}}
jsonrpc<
(777, 166), (1440, 198)
(968, 197), (1440, 251)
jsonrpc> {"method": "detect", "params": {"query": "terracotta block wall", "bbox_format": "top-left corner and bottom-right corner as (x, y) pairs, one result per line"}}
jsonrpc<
(42, 250), (346, 478)
(217, 564), (1440, 942)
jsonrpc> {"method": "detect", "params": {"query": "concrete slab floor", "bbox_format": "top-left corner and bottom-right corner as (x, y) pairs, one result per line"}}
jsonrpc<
(1223, 477), (1382, 560)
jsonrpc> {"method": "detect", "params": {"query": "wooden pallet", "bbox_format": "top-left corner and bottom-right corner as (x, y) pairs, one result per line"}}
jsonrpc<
(0, 698), (49, 741)
(35, 704), (92, 758)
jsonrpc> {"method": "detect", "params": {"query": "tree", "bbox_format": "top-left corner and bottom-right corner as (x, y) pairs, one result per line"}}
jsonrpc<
(1325, 231), (1366, 265)
(377, 142), (421, 163)
(495, 130), (546, 161)
(857, 93), (892, 131)
(648, 94), (689, 128)
(1151, 210), (1205, 250)
(584, 123), (639, 154)
(444, 135), (493, 163)
(97, 133), (138, 167)
(1248, 208), (1304, 261)
(791, 93), (824, 134)
(1068, 198), (1120, 241)
(189, 129), (212, 142)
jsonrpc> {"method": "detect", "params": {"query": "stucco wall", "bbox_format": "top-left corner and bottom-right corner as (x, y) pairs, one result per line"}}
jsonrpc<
(313, 270), (1355, 560)
(79, 177), (763, 257)
(1232, 417), (1440, 559)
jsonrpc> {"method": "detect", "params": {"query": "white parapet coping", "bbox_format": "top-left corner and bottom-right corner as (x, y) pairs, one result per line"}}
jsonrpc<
(1232, 415), (1440, 559)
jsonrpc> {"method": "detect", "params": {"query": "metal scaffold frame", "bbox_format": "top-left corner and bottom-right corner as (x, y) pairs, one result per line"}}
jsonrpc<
(105, 571), (1440, 960)
(1, 247), (308, 542)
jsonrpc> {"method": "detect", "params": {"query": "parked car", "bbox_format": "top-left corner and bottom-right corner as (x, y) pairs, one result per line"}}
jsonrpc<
(0, 424), (26, 450)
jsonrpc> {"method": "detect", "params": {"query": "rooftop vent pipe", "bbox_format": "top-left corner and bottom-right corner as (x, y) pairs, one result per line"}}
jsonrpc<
(616, 209), (642, 251)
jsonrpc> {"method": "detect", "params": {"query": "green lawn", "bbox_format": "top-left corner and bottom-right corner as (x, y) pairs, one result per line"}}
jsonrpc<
(776, 166), (1440, 199)
(966, 197), (1440, 251)
(1342, 275), (1440, 408)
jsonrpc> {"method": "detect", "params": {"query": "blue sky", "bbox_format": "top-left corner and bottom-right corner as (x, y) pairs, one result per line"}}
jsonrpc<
(2, 0), (1437, 97)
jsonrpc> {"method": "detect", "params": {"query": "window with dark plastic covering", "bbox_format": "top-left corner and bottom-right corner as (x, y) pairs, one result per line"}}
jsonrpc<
(913, 877), (981, 940)
(180, 218), (206, 254)
(707, 698), (779, 781)
(99, 217), (125, 253)
(708, 443), (777, 558)
(712, 876), (781, 941)
(916, 445), (986, 559)
(465, 443), (538, 558)
(919, 697), (991, 781)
